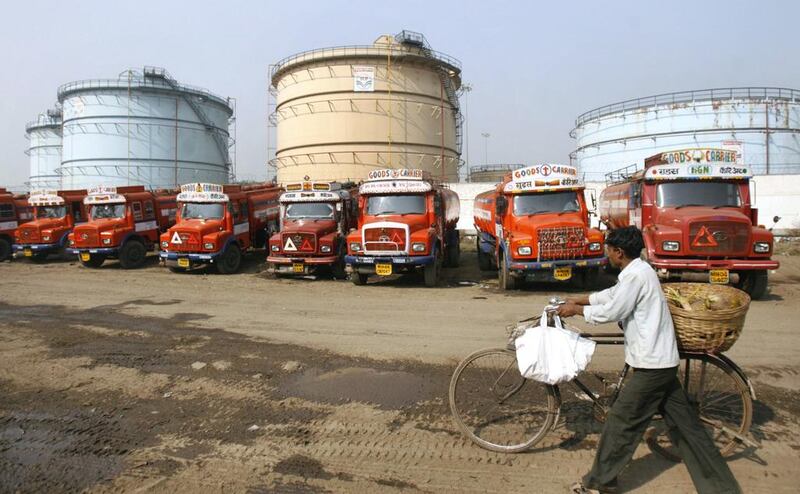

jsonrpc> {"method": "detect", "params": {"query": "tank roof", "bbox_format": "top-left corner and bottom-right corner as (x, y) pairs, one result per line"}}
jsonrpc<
(57, 66), (232, 111)
(25, 107), (62, 132)
(574, 87), (800, 128)
(270, 30), (461, 87)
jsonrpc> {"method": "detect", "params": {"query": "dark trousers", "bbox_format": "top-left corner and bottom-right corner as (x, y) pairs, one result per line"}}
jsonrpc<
(584, 366), (741, 494)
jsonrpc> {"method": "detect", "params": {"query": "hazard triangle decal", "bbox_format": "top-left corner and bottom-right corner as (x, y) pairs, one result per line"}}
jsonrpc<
(691, 226), (718, 247)
(284, 237), (298, 251)
(171, 231), (182, 244)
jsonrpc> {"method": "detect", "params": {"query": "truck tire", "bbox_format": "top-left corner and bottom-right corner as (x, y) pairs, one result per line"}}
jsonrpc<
(216, 243), (242, 274)
(351, 272), (368, 285)
(498, 252), (517, 290)
(476, 237), (494, 271)
(80, 255), (106, 268)
(737, 270), (768, 300)
(119, 240), (147, 269)
(331, 259), (347, 280)
(424, 254), (440, 287)
(0, 238), (12, 261)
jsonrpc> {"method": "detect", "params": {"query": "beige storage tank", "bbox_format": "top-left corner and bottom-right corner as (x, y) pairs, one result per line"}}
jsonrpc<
(270, 30), (462, 184)
(468, 164), (521, 183)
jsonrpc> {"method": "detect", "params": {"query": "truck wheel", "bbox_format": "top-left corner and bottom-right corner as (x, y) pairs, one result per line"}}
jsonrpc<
(168, 266), (186, 273)
(498, 252), (517, 290)
(80, 255), (106, 268)
(0, 238), (12, 261)
(119, 240), (147, 269)
(331, 259), (347, 280)
(737, 270), (768, 300)
(216, 244), (242, 274)
(476, 237), (493, 271)
(424, 251), (441, 287)
(351, 272), (368, 285)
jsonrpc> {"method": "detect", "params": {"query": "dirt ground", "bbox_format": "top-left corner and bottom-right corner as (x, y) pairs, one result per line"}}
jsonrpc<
(1, 243), (799, 493)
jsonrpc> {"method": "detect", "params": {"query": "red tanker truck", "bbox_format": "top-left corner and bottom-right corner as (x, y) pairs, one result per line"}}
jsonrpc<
(68, 185), (177, 269)
(599, 148), (778, 299)
(1, 188), (32, 261)
(267, 180), (358, 278)
(160, 182), (282, 274)
(13, 189), (88, 262)
(345, 169), (460, 287)
(474, 164), (606, 290)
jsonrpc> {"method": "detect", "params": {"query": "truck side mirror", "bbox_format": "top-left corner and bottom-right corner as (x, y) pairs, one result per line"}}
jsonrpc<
(773, 215), (781, 224)
(495, 196), (508, 216)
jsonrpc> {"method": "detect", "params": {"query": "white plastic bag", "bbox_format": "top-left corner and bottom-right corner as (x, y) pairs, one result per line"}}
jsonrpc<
(514, 310), (597, 385)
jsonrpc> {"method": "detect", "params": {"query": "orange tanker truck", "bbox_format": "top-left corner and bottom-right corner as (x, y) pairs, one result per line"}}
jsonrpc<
(267, 180), (358, 278)
(345, 169), (460, 287)
(160, 182), (282, 274)
(68, 185), (178, 269)
(13, 189), (88, 262)
(474, 164), (606, 290)
(599, 148), (778, 299)
(1, 188), (32, 261)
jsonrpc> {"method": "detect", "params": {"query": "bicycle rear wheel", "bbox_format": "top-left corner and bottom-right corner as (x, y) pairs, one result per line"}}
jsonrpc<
(449, 347), (558, 453)
(646, 352), (753, 461)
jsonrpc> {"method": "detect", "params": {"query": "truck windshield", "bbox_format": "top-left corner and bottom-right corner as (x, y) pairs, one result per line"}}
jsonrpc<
(513, 191), (580, 216)
(285, 202), (334, 219)
(181, 203), (224, 220)
(367, 195), (426, 216)
(91, 204), (126, 219)
(656, 182), (741, 208)
(36, 206), (66, 219)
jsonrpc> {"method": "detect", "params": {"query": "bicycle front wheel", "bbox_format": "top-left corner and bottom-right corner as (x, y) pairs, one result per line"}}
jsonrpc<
(449, 347), (558, 453)
(646, 352), (753, 461)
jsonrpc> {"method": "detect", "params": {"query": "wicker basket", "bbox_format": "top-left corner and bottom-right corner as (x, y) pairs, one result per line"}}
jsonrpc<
(663, 283), (751, 353)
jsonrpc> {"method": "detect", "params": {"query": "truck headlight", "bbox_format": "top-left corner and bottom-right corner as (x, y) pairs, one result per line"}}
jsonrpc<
(662, 241), (680, 252)
(412, 242), (426, 252)
(271, 244), (280, 252)
(42, 235), (51, 241)
(161, 241), (169, 249)
(69, 239), (75, 246)
(320, 245), (332, 253)
(517, 246), (532, 256)
(204, 242), (214, 250)
(349, 242), (361, 252)
(102, 238), (112, 245)
(754, 242), (770, 253)
(588, 242), (601, 252)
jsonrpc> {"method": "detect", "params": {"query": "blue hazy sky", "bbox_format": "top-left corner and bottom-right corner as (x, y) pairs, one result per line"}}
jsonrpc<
(1, 0), (798, 188)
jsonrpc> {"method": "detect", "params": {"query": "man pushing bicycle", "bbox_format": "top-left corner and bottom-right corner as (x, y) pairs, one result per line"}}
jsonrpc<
(557, 226), (741, 494)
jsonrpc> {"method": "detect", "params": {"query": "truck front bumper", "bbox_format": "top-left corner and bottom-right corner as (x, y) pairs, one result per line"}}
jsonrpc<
(267, 255), (339, 275)
(14, 242), (62, 255)
(344, 254), (435, 274)
(508, 256), (608, 281)
(159, 249), (222, 268)
(68, 247), (120, 258)
(649, 256), (779, 271)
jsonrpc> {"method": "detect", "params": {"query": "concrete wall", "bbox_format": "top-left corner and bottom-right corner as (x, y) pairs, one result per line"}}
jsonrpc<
(448, 174), (800, 234)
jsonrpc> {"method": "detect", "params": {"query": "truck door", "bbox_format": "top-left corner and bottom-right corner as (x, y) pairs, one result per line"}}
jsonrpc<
(629, 183), (642, 228)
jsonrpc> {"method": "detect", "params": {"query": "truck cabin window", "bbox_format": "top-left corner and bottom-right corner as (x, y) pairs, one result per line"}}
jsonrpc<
(36, 205), (67, 219)
(367, 195), (426, 216)
(513, 191), (580, 216)
(285, 202), (334, 219)
(656, 182), (741, 208)
(181, 203), (224, 220)
(91, 203), (126, 220)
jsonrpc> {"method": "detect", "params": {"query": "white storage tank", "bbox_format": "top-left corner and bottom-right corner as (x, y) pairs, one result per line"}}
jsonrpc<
(572, 87), (800, 181)
(58, 66), (233, 190)
(26, 107), (62, 189)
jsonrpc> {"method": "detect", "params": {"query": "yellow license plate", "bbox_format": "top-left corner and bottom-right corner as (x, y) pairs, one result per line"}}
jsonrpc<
(709, 269), (730, 284)
(24, 249), (33, 257)
(292, 262), (304, 273)
(80, 253), (90, 261)
(178, 258), (190, 268)
(554, 267), (572, 281)
(375, 263), (393, 276)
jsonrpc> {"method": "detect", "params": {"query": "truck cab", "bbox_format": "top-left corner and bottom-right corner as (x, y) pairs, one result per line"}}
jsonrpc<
(474, 164), (606, 290)
(599, 148), (777, 299)
(0, 188), (31, 261)
(345, 169), (460, 287)
(160, 182), (282, 274)
(69, 185), (177, 269)
(267, 181), (357, 278)
(13, 189), (88, 262)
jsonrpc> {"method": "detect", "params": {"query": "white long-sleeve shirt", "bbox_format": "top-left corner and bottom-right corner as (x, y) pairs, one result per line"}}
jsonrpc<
(583, 258), (680, 369)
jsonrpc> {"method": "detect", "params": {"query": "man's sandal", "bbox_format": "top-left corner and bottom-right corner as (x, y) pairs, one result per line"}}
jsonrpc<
(570, 481), (618, 494)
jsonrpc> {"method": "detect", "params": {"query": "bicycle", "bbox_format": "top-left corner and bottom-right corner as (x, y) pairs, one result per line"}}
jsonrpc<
(448, 298), (758, 461)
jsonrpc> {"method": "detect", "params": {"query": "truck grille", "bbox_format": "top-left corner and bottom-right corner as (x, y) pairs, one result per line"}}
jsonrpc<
(688, 221), (750, 256)
(536, 227), (585, 260)
(19, 227), (40, 243)
(75, 230), (98, 247)
(364, 227), (406, 253)
(282, 232), (317, 253)
(171, 232), (200, 252)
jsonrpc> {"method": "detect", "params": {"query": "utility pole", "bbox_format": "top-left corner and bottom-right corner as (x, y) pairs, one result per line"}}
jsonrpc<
(461, 83), (472, 181)
(481, 132), (490, 165)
